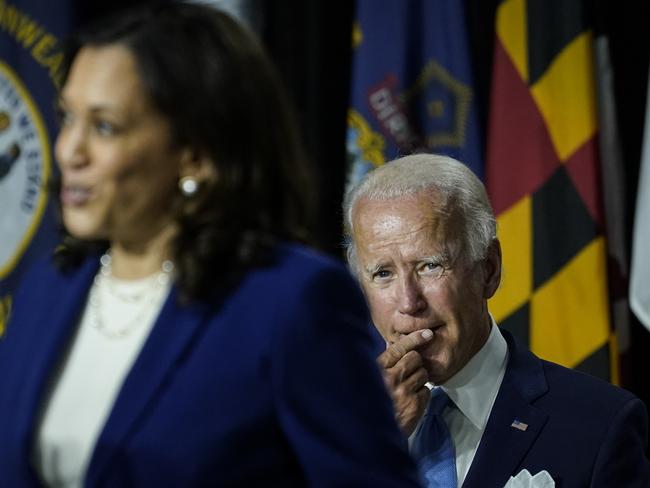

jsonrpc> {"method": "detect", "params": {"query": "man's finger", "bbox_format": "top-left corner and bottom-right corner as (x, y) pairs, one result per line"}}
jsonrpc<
(389, 350), (423, 384)
(415, 385), (430, 408)
(378, 329), (434, 368)
(400, 367), (429, 393)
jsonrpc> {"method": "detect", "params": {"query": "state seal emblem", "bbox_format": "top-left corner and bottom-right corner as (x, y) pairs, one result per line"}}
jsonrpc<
(0, 60), (51, 279)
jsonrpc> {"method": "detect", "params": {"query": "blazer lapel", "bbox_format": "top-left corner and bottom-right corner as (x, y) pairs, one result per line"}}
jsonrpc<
(463, 331), (549, 488)
(85, 287), (212, 485)
(10, 257), (98, 480)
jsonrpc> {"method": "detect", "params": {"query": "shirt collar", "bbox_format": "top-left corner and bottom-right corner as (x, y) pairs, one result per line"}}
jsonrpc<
(438, 318), (508, 430)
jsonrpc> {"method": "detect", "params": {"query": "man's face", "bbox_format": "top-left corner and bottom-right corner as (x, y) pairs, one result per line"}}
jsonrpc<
(352, 193), (500, 384)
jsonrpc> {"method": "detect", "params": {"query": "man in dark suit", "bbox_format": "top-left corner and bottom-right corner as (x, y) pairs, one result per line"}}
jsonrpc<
(343, 153), (650, 487)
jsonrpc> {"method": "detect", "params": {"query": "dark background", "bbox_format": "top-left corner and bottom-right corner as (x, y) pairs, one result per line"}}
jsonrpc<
(81, 0), (650, 409)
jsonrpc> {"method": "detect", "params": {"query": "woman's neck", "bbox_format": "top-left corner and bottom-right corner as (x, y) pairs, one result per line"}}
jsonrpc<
(108, 225), (177, 280)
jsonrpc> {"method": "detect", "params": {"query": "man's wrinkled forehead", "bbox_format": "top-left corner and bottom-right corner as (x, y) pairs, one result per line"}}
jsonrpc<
(353, 192), (466, 259)
(353, 191), (450, 233)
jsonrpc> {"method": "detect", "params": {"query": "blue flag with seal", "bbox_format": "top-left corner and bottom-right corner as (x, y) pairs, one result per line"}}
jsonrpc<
(346, 0), (483, 191)
(0, 0), (76, 334)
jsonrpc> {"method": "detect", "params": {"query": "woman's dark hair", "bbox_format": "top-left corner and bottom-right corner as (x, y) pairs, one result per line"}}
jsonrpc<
(54, 1), (315, 301)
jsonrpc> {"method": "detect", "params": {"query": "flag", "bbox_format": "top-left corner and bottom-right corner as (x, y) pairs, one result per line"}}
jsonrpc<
(0, 1), (75, 334)
(510, 419), (528, 432)
(346, 0), (483, 191)
(594, 34), (631, 378)
(630, 70), (650, 331)
(487, 0), (614, 381)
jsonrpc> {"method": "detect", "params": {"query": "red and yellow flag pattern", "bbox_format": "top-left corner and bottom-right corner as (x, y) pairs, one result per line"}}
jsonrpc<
(487, 0), (616, 382)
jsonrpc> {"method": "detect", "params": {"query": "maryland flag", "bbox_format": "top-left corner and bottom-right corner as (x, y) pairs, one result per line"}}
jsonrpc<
(0, 1), (75, 334)
(487, 0), (615, 381)
(346, 0), (483, 190)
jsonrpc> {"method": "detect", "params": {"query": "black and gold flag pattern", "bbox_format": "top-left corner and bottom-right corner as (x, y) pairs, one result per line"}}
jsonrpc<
(487, 0), (616, 381)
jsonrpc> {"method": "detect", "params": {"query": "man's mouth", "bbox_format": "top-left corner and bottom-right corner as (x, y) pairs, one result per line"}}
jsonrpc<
(430, 323), (445, 333)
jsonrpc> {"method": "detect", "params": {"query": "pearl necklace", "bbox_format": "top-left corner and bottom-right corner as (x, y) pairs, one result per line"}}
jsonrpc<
(88, 253), (174, 339)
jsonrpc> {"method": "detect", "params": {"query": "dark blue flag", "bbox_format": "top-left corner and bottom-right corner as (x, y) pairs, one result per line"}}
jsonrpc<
(346, 0), (483, 190)
(0, 1), (76, 332)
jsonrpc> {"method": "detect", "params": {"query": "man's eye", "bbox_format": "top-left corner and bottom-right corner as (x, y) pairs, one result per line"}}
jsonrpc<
(373, 269), (391, 280)
(420, 262), (443, 276)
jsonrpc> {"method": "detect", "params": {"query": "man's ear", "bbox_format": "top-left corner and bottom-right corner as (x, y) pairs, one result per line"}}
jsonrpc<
(482, 238), (502, 299)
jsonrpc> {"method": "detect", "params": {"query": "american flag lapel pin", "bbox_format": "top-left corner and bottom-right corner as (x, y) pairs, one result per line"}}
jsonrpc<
(511, 419), (528, 431)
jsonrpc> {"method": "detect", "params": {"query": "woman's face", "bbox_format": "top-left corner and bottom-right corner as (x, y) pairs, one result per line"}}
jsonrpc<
(56, 44), (187, 245)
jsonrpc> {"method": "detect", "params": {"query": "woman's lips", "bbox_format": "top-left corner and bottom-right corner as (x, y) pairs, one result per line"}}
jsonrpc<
(61, 186), (92, 206)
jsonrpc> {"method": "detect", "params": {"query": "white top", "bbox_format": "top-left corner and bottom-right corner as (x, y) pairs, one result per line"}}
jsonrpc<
(412, 319), (508, 487)
(34, 273), (170, 488)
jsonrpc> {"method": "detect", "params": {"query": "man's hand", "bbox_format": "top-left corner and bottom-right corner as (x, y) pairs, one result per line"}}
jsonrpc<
(377, 329), (433, 437)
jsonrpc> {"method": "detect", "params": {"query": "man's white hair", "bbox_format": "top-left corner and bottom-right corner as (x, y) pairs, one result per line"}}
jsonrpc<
(342, 153), (497, 275)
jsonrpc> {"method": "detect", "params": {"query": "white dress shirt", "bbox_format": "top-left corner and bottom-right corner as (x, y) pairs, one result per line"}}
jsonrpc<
(412, 319), (508, 487)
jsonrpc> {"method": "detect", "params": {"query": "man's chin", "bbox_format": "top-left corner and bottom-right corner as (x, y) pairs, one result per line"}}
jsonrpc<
(417, 338), (444, 360)
(421, 352), (451, 385)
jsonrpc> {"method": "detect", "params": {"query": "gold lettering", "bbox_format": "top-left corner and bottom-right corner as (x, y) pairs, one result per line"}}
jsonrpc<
(53, 69), (64, 89)
(45, 51), (63, 81)
(0, 1), (65, 89)
(16, 13), (43, 49)
(31, 33), (57, 64)
(2, 5), (18, 35)
(0, 294), (12, 338)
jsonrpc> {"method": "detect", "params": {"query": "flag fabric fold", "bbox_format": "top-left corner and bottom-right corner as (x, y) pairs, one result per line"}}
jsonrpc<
(487, 0), (615, 381)
(594, 34), (631, 374)
(346, 0), (483, 190)
(630, 70), (650, 331)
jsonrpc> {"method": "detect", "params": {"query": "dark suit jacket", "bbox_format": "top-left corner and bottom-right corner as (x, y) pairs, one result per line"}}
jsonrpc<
(0, 244), (420, 487)
(463, 330), (650, 488)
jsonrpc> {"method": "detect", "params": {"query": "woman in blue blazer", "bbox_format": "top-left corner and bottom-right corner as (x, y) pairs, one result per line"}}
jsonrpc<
(0, 3), (419, 486)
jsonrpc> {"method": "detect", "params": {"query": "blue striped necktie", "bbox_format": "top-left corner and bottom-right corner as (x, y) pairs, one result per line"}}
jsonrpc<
(411, 388), (457, 488)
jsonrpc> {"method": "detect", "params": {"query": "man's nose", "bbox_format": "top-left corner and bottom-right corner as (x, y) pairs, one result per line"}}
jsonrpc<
(396, 275), (426, 315)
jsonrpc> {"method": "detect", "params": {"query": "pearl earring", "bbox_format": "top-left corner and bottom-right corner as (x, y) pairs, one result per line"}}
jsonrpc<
(179, 176), (198, 196)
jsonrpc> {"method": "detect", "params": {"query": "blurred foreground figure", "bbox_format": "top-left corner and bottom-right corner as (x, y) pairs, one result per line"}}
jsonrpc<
(0, 3), (420, 486)
(344, 153), (649, 487)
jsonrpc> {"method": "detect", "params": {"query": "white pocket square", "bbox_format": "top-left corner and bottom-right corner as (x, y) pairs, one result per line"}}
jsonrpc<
(503, 469), (555, 488)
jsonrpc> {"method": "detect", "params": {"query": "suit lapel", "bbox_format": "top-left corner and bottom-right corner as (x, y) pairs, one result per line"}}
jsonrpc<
(11, 257), (98, 479)
(463, 331), (549, 488)
(85, 286), (211, 485)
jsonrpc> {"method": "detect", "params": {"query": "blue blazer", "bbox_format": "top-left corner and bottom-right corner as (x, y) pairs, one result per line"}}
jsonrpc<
(0, 244), (420, 487)
(463, 330), (650, 487)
